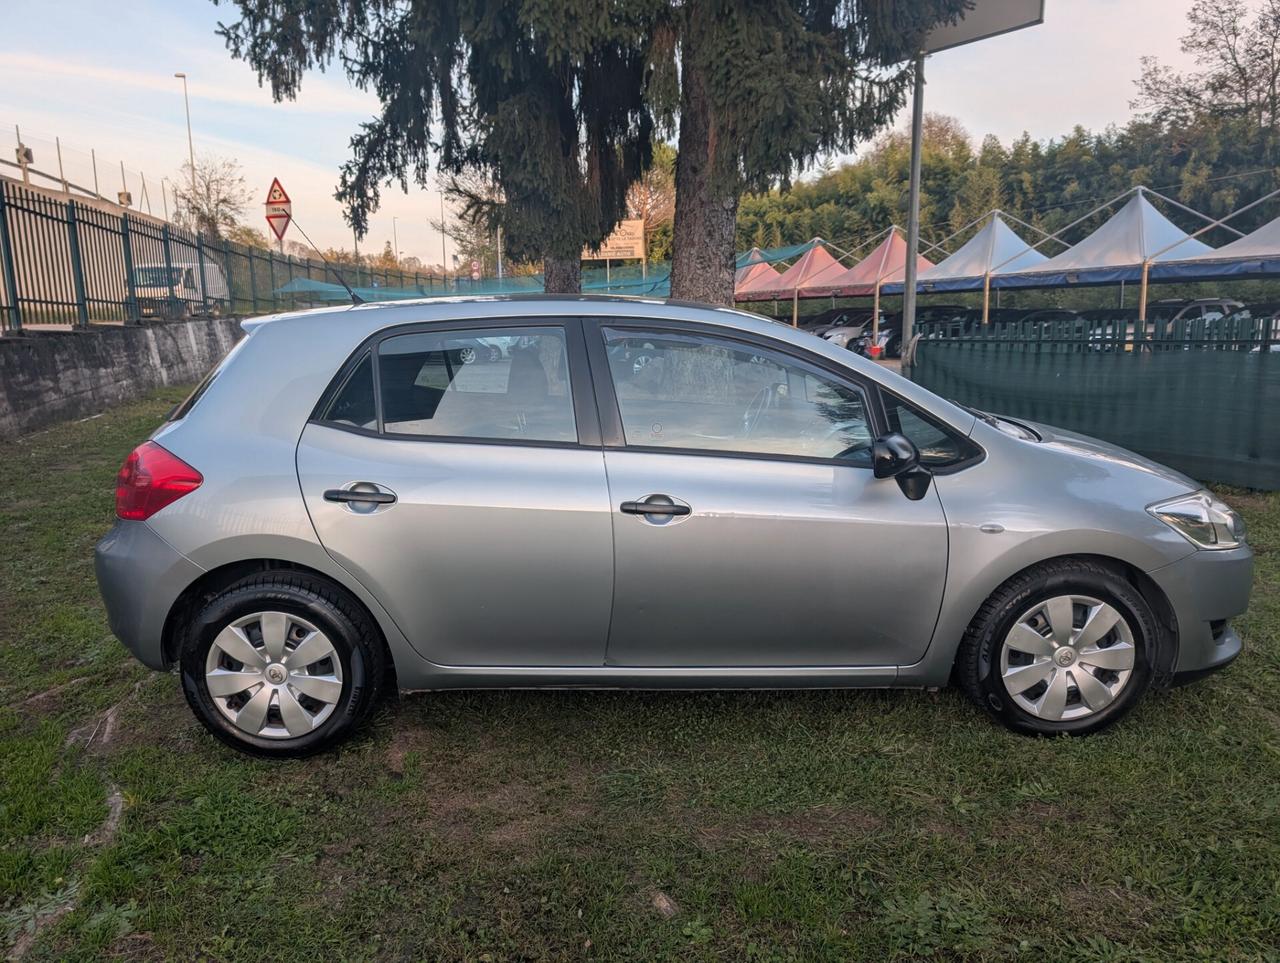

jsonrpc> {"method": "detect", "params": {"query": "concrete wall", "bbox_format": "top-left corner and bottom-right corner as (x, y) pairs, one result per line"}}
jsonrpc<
(0, 318), (244, 440)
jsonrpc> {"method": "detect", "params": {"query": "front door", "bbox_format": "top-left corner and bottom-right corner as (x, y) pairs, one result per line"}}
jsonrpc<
(592, 323), (949, 668)
(298, 320), (614, 667)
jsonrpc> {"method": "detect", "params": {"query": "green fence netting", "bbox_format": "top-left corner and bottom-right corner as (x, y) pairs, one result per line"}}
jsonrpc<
(908, 338), (1280, 489)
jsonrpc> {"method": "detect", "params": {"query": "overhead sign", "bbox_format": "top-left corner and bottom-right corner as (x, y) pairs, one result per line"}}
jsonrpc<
(926, 0), (1044, 54)
(583, 218), (645, 261)
(264, 177), (292, 241)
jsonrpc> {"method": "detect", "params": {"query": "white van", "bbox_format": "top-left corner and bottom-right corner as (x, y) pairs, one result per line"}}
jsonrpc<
(133, 261), (230, 318)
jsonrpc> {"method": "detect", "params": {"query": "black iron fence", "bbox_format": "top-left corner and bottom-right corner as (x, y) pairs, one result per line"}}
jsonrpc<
(0, 178), (462, 332)
(908, 317), (1280, 489)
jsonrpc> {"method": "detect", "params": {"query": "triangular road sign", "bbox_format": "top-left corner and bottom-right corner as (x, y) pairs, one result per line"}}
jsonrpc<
(265, 212), (291, 240)
(265, 177), (290, 205)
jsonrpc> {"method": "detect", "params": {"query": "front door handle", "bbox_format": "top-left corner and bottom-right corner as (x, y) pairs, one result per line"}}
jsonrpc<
(324, 488), (396, 505)
(620, 498), (690, 517)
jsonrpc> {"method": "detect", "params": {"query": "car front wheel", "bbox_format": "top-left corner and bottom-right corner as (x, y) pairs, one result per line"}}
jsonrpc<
(957, 559), (1157, 735)
(179, 572), (386, 757)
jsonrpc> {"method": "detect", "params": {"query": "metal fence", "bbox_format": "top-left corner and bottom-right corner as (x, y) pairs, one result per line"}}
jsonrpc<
(908, 317), (1280, 489)
(0, 178), (466, 332)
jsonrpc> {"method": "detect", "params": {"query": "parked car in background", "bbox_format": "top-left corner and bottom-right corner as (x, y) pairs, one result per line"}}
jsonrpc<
(798, 308), (859, 335)
(96, 295), (1251, 756)
(1224, 302), (1280, 352)
(1147, 298), (1243, 324)
(134, 262), (230, 318)
(852, 306), (975, 358)
(820, 311), (877, 348)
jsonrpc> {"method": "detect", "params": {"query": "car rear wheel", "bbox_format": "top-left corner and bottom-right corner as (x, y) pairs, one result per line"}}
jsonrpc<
(957, 559), (1157, 736)
(179, 572), (386, 757)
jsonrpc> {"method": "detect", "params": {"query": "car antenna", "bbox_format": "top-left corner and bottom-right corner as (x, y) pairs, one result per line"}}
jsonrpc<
(288, 218), (366, 305)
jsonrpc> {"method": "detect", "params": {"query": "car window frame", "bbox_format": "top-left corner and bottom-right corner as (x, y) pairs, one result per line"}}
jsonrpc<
(309, 316), (602, 450)
(583, 316), (891, 470)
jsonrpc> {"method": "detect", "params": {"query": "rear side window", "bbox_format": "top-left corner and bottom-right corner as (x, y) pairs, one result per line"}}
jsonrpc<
(882, 393), (981, 469)
(322, 352), (376, 429)
(318, 326), (577, 444)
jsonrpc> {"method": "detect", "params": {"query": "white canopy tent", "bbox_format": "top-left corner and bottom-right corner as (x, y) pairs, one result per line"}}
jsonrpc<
(990, 189), (1215, 319)
(1152, 213), (1280, 281)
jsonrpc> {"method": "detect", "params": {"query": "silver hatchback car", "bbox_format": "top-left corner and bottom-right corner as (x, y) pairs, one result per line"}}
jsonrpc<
(96, 296), (1252, 756)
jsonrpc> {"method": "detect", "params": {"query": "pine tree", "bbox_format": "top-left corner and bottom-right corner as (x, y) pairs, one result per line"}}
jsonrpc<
(667, 0), (969, 304)
(216, 0), (663, 292)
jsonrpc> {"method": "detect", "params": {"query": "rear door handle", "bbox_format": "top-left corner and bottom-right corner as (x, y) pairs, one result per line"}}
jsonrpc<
(620, 498), (690, 517)
(324, 489), (396, 505)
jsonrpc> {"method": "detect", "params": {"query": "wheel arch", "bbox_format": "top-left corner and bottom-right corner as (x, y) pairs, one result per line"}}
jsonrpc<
(946, 552), (1180, 687)
(161, 558), (398, 687)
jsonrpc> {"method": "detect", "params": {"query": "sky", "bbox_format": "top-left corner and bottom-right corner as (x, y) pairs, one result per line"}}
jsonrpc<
(0, 0), (1203, 261)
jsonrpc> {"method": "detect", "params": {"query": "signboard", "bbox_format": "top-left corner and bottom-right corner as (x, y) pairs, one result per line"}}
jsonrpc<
(264, 177), (292, 241)
(583, 218), (645, 261)
(470, 258), (481, 280)
(926, 0), (1044, 54)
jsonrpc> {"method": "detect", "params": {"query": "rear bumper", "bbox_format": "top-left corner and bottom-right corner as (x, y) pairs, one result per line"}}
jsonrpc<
(1146, 545), (1253, 683)
(95, 520), (204, 670)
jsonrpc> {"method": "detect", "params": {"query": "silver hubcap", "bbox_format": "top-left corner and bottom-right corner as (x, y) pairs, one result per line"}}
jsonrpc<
(999, 594), (1136, 722)
(204, 612), (343, 740)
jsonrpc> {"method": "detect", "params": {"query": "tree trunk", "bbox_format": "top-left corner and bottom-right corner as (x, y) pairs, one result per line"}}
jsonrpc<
(669, 52), (737, 306)
(543, 255), (581, 294)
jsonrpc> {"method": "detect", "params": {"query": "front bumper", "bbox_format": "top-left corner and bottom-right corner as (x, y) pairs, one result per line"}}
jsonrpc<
(1146, 545), (1253, 683)
(95, 520), (204, 670)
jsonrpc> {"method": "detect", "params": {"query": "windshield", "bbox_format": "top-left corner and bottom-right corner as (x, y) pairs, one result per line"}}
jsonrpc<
(134, 267), (181, 287)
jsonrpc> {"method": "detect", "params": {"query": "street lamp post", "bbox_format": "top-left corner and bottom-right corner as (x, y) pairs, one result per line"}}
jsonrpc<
(392, 217), (400, 267)
(174, 73), (197, 206)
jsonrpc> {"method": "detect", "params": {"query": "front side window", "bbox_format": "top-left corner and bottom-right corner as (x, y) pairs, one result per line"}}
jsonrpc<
(603, 328), (872, 463)
(374, 326), (576, 442)
(883, 393), (980, 469)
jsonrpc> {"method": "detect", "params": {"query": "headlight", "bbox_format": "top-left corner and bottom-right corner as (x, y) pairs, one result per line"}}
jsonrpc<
(1148, 492), (1246, 549)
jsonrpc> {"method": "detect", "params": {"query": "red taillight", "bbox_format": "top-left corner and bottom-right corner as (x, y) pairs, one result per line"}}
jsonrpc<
(115, 442), (203, 521)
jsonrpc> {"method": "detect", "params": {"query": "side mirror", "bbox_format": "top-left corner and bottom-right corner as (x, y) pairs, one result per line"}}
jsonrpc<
(872, 433), (933, 501)
(872, 433), (919, 479)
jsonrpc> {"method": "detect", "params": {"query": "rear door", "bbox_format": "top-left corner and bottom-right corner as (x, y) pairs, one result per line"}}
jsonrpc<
(297, 318), (614, 667)
(587, 321), (950, 669)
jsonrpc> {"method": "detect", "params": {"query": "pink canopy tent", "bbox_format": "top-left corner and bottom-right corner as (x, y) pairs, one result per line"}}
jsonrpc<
(807, 228), (933, 297)
(733, 249), (782, 295)
(735, 241), (846, 302)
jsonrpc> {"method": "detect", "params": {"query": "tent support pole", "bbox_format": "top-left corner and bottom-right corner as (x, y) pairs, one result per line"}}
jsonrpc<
(792, 289), (798, 327)
(1138, 261), (1150, 322)
(982, 274), (991, 325)
(873, 284), (881, 341)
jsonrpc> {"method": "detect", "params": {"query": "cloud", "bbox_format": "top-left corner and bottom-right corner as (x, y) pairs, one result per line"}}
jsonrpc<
(0, 52), (376, 115)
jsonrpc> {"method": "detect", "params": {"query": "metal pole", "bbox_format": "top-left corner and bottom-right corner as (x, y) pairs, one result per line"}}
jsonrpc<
(439, 190), (447, 269)
(982, 273), (991, 324)
(56, 137), (68, 193)
(497, 226), (504, 280)
(175, 73), (197, 199)
(902, 52), (926, 349)
(1138, 261), (1150, 322)
(66, 201), (89, 327)
(0, 185), (24, 333)
(121, 213), (139, 324)
(91, 148), (99, 198)
(392, 217), (399, 266)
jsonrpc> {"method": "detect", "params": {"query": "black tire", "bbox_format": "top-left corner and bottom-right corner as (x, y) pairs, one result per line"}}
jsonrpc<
(179, 572), (387, 758)
(956, 558), (1158, 736)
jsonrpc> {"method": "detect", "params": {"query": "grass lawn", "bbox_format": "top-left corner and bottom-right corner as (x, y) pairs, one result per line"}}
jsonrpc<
(2, 385), (1278, 961)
